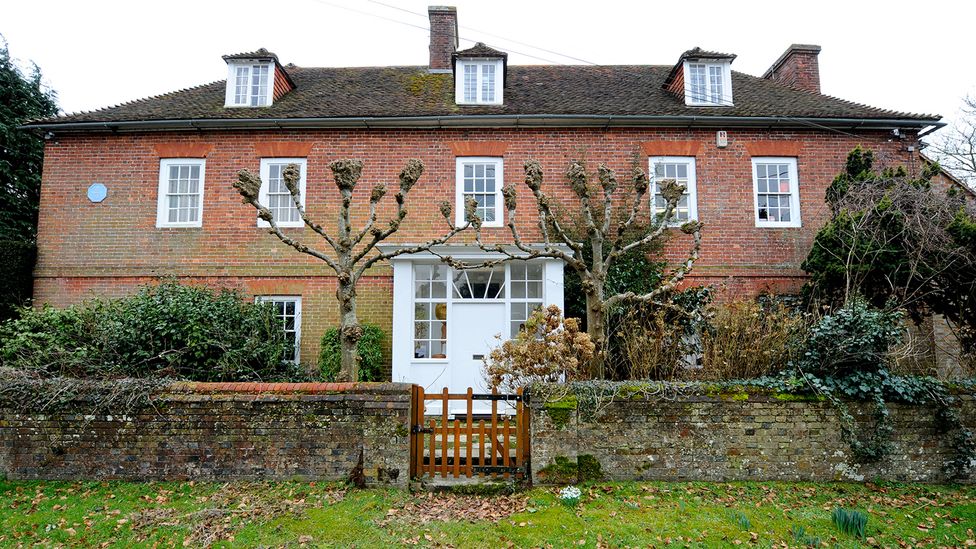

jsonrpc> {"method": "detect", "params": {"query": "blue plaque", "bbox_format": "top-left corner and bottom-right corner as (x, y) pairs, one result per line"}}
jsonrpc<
(87, 183), (107, 203)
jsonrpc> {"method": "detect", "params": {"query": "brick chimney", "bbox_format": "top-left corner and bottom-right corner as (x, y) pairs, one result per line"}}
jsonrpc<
(428, 6), (458, 72)
(762, 44), (822, 94)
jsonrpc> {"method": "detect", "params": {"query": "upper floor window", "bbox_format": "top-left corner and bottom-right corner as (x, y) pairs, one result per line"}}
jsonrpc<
(225, 63), (272, 107)
(752, 157), (801, 227)
(156, 159), (205, 228)
(455, 59), (503, 105)
(256, 296), (302, 363)
(258, 158), (307, 228)
(649, 157), (698, 224)
(456, 157), (503, 228)
(684, 61), (732, 106)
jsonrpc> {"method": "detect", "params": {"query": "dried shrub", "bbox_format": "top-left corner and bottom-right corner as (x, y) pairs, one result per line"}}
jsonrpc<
(609, 287), (711, 381)
(696, 299), (809, 380)
(484, 305), (594, 392)
(614, 307), (691, 381)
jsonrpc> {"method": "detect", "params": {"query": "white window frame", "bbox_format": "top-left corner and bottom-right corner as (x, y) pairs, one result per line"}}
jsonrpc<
(649, 156), (698, 225)
(156, 158), (205, 228)
(224, 62), (275, 107)
(454, 58), (504, 105)
(752, 157), (802, 228)
(257, 158), (307, 228)
(255, 296), (302, 363)
(455, 157), (504, 228)
(683, 60), (733, 107)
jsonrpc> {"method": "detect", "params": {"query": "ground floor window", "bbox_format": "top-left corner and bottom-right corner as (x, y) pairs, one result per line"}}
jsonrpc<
(256, 296), (302, 363)
(509, 261), (544, 337)
(414, 265), (449, 359)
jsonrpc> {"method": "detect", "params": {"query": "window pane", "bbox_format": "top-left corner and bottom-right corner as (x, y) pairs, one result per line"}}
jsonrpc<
(414, 340), (429, 359)
(526, 262), (543, 280)
(463, 64), (477, 103)
(481, 63), (495, 102)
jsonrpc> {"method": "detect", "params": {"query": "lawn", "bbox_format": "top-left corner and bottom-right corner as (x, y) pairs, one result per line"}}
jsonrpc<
(0, 479), (973, 547)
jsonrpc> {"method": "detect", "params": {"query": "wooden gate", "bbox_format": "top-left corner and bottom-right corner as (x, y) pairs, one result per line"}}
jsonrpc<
(408, 386), (530, 481)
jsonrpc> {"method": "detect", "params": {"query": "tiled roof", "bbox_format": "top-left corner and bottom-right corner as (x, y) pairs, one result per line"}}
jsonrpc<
(680, 47), (737, 61)
(221, 48), (280, 62)
(453, 42), (508, 59)
(27, 64), (939, 127)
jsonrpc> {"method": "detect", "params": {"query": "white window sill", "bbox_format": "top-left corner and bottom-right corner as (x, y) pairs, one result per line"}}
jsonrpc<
(156, 223), (202, 229)
(755, 221), (802, 228)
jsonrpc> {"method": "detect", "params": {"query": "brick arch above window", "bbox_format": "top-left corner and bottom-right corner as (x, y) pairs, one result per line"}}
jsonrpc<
(448, 141), (509, 157)
(745, 141), (802, 157)
(153, 143), (213, 158)
(640, 140), (702, 157)
(254, 141), (314, 157)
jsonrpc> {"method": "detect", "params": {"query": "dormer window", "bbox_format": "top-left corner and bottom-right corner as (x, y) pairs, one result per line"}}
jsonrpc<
(684, 61), (732, 106)
(222, 49), (295, 108)
(453, 43), (507, 106)
(457, 59), (502, 104)
(230, 64), (271, 107)
(664, 48), (736, 107)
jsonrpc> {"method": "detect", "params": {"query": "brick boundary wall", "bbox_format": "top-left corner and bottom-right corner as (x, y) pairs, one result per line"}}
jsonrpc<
(529, 388), (976, 484)
(0, 382), (413, 487)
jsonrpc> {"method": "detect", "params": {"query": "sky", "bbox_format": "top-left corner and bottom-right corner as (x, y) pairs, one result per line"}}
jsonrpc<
(3, 0), (975, 130)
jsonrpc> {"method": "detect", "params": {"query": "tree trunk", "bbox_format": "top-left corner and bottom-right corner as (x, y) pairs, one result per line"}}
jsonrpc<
(584, 283), (606, 379)
(336, 276), (362, 382)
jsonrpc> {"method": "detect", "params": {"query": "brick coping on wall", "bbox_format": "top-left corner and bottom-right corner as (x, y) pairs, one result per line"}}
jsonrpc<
(166, 381), (413, 395)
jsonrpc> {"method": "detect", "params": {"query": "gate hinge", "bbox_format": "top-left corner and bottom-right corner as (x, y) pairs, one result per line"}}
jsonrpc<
(411, 425), (433, 434)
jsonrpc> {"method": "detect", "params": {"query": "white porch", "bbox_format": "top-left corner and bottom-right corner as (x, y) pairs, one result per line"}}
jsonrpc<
(386, 245), (565, 415)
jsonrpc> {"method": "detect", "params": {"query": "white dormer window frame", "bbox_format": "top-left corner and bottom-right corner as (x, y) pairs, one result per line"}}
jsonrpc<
(225, 61), (275, 107)
(683, 60), (733, 107)
(455, 58), (504, 105)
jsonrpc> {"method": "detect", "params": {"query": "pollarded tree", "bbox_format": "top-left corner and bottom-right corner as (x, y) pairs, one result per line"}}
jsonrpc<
(447, 158), (702, 379)
(234, 159), (473, 381)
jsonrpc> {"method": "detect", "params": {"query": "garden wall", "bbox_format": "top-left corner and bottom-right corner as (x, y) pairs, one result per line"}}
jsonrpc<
(529, 387), (976, 484)
(0, 382), (412, 487)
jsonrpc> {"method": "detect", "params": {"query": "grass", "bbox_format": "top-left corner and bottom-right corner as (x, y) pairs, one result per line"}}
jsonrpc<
(0, 479), (974, 547)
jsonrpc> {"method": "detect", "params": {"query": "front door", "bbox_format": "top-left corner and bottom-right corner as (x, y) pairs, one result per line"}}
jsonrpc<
(450, 302), (506, 414)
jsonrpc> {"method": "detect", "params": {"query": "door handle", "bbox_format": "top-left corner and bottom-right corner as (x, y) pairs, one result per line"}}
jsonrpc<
(472, 354), (484, 360)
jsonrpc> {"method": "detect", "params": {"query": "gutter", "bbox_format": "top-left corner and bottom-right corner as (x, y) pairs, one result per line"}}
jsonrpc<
(20, 114), (945, 134)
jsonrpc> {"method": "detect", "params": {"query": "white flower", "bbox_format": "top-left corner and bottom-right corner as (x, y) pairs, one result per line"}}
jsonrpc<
(558, 486), (582, 500)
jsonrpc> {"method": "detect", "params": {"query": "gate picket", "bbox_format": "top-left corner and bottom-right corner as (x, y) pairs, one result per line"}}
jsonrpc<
(410, 386), (528, 482)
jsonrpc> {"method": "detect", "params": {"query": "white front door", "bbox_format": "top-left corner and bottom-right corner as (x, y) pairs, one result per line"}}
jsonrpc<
(450, 302), (505, 413)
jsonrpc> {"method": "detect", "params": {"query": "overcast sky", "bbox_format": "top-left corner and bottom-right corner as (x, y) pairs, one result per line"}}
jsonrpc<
(4, 0), (974, 130)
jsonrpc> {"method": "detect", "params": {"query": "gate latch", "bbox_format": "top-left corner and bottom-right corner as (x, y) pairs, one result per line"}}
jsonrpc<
(411, 425), (433, 434)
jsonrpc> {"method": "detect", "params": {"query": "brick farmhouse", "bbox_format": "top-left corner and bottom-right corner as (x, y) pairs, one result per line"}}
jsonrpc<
(23, 6), (948, 393)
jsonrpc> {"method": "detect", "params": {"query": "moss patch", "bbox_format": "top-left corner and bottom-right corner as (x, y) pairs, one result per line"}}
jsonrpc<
(537, 454), (604, 484)
(542, 396), (577, 429)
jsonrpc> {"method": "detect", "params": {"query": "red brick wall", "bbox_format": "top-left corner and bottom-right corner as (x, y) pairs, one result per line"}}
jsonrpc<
(34, 127), (918, 366)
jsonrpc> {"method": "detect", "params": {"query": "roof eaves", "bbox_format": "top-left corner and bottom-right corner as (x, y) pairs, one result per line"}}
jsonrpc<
(20, 114), (947, 133)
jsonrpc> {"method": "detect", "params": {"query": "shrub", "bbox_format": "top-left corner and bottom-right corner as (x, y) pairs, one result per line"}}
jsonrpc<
(0, 240), (35, 321)
(0, 281), (295, 381)
(319, 324), (385, 382)
(697, 298), (808, 380)
(484, 305), (594, 392)
(610, 287), (711, 381)
(796, 300), (904, 377)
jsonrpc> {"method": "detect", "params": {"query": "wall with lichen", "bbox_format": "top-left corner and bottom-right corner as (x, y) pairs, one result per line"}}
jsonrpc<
(529, 387), (976, 484)
(0, 382), (412, 486)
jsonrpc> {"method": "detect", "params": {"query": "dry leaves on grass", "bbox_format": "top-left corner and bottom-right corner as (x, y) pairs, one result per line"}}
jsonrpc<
(379, 493), (527, 526)
(127, 483), (345, 548)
